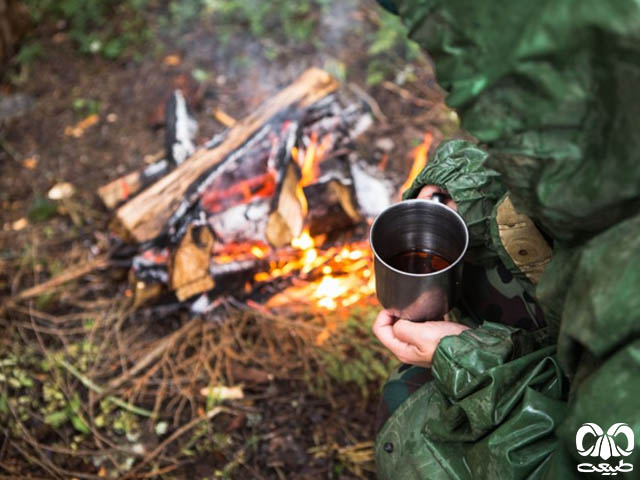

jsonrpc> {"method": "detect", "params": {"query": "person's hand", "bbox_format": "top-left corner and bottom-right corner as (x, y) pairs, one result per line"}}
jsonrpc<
(417, 185), (457, 211)
(372, 310), (469, 367)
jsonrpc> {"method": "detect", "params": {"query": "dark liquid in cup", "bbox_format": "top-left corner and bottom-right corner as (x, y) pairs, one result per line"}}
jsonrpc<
(388, 250), (451, 274)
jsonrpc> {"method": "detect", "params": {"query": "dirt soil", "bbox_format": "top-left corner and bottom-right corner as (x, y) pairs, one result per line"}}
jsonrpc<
(0, 2), (457, 478)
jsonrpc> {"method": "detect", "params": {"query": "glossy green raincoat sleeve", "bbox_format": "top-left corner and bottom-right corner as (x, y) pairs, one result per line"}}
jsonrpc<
(376, 323), (567, 480)
(376, 0), (640, 478)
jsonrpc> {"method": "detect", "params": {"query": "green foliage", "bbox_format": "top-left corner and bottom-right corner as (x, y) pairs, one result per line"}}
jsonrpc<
(72, 98), (101, 117)
(318, 308), (395, 398)
(44, 392), (90, 434)
(28, 195), (58, 222)
(366, 9), (422, 85)
(24, 0), (150, 59)
(191, 68), (210, 84)
(201, 0), (332, 55)
(14, 42), (44, 66)
(167, 0), (203, 29)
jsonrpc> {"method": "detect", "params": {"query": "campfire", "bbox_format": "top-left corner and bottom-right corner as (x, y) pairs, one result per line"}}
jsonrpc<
(99, 68), (426, 324)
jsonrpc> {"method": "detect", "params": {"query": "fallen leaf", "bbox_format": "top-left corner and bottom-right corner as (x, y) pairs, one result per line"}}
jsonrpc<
(12, 218), (28, 231)
(164, 54), (181, 66)
(200, 384), (244, 401)
(52, 32), (67, 44)
(48, 182), (75, 200)
(98, 466), (106, 477)
(23, 156), (38, 170)
(64, 114), (99, 138)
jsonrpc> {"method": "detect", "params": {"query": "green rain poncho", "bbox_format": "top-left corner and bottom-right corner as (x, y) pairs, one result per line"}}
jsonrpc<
(374, 1), (640, 479)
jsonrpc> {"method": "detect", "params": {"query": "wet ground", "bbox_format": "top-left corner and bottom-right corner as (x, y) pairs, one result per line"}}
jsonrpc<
(0, 2), (456, 478)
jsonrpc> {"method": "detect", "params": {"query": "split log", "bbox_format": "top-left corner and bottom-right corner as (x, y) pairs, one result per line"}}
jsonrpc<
(350, 156), (396, 218)
(165, 90), (198, 165)
(114, 68), (339, 243)
(98, 159), (173, 210)
(209, 198), (271, 245)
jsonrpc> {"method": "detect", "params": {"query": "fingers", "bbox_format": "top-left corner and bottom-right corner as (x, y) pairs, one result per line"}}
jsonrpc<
(417, 185), (444, 200)
(417, 184), (457, 211)
(373, 314), (471, 367)
(393, 320), (469, 357)
(372, 311), (423, 366)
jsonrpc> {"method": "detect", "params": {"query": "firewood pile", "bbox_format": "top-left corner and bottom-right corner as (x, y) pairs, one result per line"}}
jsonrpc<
(100, 68), (398, 314)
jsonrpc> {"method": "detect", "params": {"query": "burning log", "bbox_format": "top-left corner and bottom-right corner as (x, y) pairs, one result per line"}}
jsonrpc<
(304, 179), (360, 236)
(209, 199), (270, 244)
(113, 68), (380, 305)
(113, 68), (339, 243)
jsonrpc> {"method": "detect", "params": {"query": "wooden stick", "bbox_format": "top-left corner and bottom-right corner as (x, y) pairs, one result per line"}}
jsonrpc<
(106, 318), (201, 391)
(6, 256), (109, 303)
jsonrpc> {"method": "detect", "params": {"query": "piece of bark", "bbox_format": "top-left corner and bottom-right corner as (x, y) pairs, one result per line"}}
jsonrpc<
(170, 224), (215, 301)
(115, 68), (338, 243)
(266, 162), (305, 248)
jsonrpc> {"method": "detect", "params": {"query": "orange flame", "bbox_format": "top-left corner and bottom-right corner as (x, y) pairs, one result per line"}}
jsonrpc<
(211, 130), (376, 347)
(399, 132), (433, 197)
(293, 132), (331, 218)
(260, 231), (375, 318)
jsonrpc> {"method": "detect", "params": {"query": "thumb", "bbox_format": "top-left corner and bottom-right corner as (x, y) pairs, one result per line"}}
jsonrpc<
(392, 320), (436, 346)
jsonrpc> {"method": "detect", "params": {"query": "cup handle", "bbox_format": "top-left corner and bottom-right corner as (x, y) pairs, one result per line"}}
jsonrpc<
(431, 192), (447, 204)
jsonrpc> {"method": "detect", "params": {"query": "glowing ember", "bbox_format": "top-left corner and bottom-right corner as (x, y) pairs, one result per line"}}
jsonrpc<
(291, 230), (315, 250)
(211, 128), (379, 331)
(213, 242), (270, 264)
(261, 231), (376, 315)
(398, 132), (433, 197)
(250, 245), (267, 259)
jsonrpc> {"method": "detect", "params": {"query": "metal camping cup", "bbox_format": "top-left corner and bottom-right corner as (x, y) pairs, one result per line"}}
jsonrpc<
(370, 198), (469, 322)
